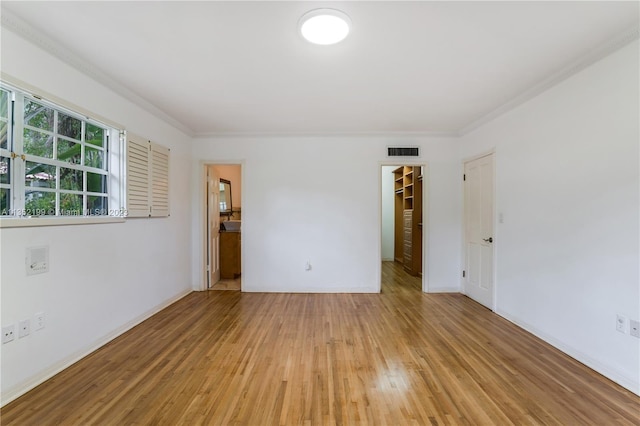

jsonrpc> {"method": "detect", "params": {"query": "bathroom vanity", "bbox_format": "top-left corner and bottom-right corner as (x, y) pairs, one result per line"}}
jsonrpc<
(220, 220), (241, 279)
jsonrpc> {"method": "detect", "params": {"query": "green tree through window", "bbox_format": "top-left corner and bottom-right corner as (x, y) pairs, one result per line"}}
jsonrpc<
(1, 85), (115, 217)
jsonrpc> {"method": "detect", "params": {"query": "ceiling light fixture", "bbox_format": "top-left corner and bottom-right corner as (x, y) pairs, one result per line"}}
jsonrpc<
(299, 9), (351, 45)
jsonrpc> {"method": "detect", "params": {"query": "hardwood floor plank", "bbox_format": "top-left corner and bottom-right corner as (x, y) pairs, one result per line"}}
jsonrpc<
(2, 262), (639, 425)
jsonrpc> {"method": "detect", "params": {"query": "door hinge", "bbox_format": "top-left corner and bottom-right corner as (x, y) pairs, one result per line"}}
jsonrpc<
(462, 270), (466, 278)
(463, 174), (466, 181)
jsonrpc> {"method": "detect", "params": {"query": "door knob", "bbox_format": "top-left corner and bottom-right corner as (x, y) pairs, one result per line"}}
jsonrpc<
(483, 237), (493, 243)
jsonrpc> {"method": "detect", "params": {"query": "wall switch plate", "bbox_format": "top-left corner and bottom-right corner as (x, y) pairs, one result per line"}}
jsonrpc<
(18, 319), (30, 338)
(2, 324), (15, 344)
(34, 312), (45, 330)
(630, 320), (640, 338)
(616, 314), (627, 333)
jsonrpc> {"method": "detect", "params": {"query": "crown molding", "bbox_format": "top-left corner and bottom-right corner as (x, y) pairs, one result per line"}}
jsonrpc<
(458, 25), (640, 136)
(193, 130), (458, 139)
(2, 7), (637, 140)
(0, 9), (195, 137)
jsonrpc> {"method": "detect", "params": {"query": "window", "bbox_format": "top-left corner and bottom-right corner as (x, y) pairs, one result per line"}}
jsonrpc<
(0, 88), (11, 213)
(0, 82), (123, 220)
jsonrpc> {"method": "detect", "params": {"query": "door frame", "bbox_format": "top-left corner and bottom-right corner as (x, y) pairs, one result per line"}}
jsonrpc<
(196, 160), (244, 291)
(206, 165), (221, 288)
(378, 161), (428, 293)
(461, 149), (497, 310)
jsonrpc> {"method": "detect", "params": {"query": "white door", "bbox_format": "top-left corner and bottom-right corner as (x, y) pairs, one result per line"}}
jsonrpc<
(207, 166), (221, 287)
(464, 154), (495, 309)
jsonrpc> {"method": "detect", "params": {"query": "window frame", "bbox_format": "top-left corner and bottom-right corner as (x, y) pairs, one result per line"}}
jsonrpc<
(0, 86), (13, 213)
(0, 81), (126, 228)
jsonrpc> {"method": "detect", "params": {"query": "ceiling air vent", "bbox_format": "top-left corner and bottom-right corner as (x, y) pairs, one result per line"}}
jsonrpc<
(387, 147), (419, 157)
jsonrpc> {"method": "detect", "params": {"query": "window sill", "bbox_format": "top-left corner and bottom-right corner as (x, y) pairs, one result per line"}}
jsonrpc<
(0, 216), (126, 228)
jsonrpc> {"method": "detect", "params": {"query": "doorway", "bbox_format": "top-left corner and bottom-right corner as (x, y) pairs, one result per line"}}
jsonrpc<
(205, 164), (242, 291)
(380, 164), (426, 292)
(463, 153), (495, 309)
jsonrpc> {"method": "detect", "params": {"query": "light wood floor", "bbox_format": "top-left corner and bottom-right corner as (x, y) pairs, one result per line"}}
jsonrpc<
(2, 262), (639, 425)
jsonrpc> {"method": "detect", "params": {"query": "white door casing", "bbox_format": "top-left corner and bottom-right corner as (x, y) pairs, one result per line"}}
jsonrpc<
(464, 154), (495, 309)
(208, 166), (221, 287)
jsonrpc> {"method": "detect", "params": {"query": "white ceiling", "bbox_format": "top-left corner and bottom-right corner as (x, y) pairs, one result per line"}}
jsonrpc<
(1, 1), (638, 137)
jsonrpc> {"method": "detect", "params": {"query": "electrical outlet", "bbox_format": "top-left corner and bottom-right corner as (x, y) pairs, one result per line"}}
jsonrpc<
(18, 319), (30, 338)
(34, 312), (45, 331)
(616, 314), (627, 333)
(2, 324), (15, 344)
(630, 320), (640, 338)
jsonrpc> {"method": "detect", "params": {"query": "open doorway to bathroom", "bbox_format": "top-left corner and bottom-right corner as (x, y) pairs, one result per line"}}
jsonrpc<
(381, 164), (426, 293)
(206, 164), (242, 291)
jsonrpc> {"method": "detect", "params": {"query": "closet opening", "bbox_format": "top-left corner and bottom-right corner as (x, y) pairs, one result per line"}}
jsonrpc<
(380, 164), (427, 293)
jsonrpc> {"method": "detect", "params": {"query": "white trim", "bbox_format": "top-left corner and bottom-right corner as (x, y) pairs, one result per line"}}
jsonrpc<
(0, 11), (194, 137)
(376, 165), (384, 293)
(0, 289), (192, 406)
(496, 308), (640, 396)
(0, 216), (125, 228)
(194, 130), (458, 138)
(378, 161), (429, 293)
(199, 163), (208, 291)
(2, 81), (122, 221)
(195, 160), (245, 292)
(422, 164), (430, 293)
(459, 25), (640, 136)
(1, 9), (636, 138)
(1, 73), (124, 131)
(428, 286), (460, 293)
(461, 148), (496, 165)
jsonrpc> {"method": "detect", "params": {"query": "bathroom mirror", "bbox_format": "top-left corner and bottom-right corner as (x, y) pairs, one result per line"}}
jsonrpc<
(219, 179), (232, 217)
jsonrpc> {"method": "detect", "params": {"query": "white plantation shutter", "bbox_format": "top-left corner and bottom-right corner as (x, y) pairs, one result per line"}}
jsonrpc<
(150, 142), (169, 217)
(126, 134), (151, 217)
(126, 133), (170, 218)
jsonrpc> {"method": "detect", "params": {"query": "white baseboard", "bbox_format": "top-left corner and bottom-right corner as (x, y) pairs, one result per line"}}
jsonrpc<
(427, 286), (460, 293)
(495, 308), (640, 396)
(1, 289), (192, 406)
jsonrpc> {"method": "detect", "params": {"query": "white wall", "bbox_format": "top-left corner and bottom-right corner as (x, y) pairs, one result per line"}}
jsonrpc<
(459, 40), (639, 394)
(0, 30), (193, 403)
(191, 136), (461, 293)
(5, 9), (635, 407)
(380, 166), (396, 261)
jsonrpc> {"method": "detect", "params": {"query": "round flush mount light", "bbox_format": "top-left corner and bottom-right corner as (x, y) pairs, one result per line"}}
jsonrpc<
(299, 9), (351, 45)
